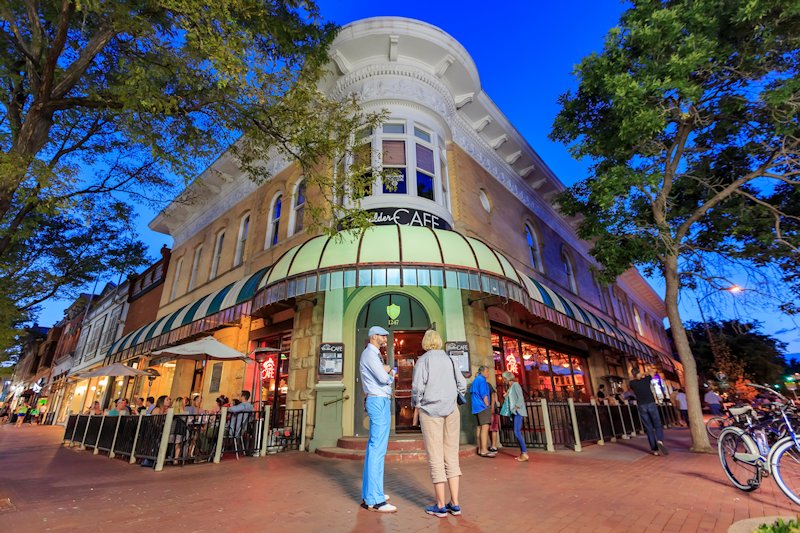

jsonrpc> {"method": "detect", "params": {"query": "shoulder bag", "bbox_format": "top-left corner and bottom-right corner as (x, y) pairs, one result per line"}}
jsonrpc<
(449, 356), (467, 405)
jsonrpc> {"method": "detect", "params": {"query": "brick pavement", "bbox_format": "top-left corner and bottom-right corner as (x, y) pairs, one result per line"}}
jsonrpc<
(0, 424), (796, 533)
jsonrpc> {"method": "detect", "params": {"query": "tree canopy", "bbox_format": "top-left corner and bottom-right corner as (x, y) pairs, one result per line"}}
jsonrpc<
(0, 1), (382, 348)
(551, 0), (800, 451)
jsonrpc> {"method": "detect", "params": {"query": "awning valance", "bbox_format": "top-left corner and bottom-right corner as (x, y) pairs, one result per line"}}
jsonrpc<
(252, 225), (672, 365)
(106, 267), (268, 360)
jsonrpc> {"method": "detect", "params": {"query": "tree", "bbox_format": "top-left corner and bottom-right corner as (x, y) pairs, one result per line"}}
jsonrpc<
(682, 319), (788, 398)
(0, 1), (384, 347)
(551, 0), (800, 452)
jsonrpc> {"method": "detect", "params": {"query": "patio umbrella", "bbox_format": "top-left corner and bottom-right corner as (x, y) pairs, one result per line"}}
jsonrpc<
(76, 363), (152, 378)
(149, 337), (251, 364)
(149, 337), (251, 399)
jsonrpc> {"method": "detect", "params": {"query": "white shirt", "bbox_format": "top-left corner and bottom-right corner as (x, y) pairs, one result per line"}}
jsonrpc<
(359, 343), (394, 397)
(704, 391), (722, 405)
(676, 392), (688, 410)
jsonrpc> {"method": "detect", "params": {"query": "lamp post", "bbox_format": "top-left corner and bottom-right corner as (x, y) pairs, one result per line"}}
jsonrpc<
(694, 285), (743, 391)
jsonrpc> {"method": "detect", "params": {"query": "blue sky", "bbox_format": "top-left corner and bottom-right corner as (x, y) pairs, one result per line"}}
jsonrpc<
(35, 0), (800, 357)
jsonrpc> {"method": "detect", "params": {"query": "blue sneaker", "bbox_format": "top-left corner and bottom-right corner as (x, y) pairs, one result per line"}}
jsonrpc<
(425, 504), (447, 518)
(446, 503), (461, 516)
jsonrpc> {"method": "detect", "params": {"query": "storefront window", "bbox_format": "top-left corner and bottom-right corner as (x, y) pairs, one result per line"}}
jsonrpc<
(255, 333), (291, 429)
(492, 329), (592, 401)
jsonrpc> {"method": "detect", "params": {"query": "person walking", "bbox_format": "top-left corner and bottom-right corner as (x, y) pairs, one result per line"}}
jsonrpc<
(15, 401), (29, 427)
(471, 365), (495, 457)
(501, 372), (529, 462)
(411, 329), (467, 518)
(675, 389), (689, 427)
(705, 388), (723, 415)
(629, 368), (669, 456)
(359, 325), (397, 513)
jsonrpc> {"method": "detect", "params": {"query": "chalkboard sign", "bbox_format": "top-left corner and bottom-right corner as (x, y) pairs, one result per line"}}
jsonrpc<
(319, 343), (345, 376)
(445, 341), (470, 376)
(209, 362), (223, 393)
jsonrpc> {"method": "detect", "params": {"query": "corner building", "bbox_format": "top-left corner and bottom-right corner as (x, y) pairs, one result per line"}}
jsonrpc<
(104, 18), (681, 449)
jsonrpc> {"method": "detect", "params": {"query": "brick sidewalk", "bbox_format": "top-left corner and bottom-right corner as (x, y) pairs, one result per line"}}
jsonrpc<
(0, 425), (795, 532)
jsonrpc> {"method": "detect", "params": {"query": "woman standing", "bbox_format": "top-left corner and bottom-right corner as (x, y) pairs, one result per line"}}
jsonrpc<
(411, 329), (467, 518)
(501, 371), (529, 462)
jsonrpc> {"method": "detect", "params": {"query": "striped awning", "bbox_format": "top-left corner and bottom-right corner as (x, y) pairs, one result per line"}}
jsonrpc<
(107, 267), (269, 357)
(251, 225), (673, 366)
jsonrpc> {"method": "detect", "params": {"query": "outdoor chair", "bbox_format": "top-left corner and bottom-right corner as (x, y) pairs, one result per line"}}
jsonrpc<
(222, 411), (252, 460)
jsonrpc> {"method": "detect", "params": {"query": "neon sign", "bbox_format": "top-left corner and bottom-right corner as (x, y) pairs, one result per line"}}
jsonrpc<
(261, 357), (276, 380)
(505, 354), (519, 375)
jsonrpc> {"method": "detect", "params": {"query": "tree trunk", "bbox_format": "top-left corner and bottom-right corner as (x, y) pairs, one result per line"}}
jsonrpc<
(663, 254), (713, 453)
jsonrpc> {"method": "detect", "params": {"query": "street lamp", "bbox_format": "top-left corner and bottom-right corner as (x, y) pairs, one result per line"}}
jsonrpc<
(695, 285), (743, 390)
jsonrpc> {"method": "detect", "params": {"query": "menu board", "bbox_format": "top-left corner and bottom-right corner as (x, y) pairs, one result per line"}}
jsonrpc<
(319, 343), (345, 376)
(445, 341), (470, 376)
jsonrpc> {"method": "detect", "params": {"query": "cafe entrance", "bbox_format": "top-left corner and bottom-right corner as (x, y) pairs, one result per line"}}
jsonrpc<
(353, 293), (431, 436)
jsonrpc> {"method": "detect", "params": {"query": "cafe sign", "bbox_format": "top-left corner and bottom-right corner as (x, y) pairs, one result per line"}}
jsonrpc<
(367, 207), (452, 231)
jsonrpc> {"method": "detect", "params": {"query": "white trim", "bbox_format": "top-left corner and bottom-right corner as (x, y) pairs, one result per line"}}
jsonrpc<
(169, 257), (184, 302)
(209, 230), (225, 279)
(234, 212), (250, 266)
(288, 180), (306, 237)
(265, 191), (283, 249)
(188, 245), (203, 291)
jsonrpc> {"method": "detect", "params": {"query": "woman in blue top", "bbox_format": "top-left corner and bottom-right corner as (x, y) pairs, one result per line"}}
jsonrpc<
(501, 371), (529, 462)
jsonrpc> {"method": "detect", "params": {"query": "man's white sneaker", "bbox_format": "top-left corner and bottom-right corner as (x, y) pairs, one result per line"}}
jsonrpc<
(366, 502), (397, 513)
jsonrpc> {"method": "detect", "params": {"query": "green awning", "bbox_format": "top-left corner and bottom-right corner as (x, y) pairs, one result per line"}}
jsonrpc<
(106, 267), (269, 357)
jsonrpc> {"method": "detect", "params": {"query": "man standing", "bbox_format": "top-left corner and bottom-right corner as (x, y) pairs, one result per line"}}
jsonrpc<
(596, 384), (607, 404)
(471, 366), (495, 457)
(629, 368), (669, 456)
(704, 388), (723, 415)
(360, 326), (397, 513)
(675, 389), (689, 427)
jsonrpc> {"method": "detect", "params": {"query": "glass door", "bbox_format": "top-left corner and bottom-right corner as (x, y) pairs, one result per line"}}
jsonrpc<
(392, 331), (425, 432)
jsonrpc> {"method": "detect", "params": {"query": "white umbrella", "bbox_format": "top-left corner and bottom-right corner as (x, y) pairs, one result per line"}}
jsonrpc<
(76, 362), (152, 378)
(149, 336), (252, 364)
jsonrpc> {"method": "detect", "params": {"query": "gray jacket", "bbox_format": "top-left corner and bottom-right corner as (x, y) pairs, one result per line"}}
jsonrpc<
(411, 349), (468, 418)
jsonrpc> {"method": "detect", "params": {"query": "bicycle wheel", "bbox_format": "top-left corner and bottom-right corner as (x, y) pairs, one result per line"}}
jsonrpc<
(718, 427), (761, 491)
(770, 438), (800, 505)
(706, 416), (731, 441)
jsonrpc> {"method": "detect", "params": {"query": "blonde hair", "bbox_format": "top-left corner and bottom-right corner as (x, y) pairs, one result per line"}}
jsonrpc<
(421, 329), (443, 351)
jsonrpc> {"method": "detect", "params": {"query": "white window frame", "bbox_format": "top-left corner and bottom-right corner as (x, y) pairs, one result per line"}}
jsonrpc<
(265, 192), (283, 249)
(234, 213), (250, 266)
(188, 245), (203, 290)
(561, 248), (578, 293)
(210, 230), (225, 279)
(633, 306), (644, 336)
(524, 222), (543, 273)
(289, 181), (306, 236)
(169, 257), (184, 301)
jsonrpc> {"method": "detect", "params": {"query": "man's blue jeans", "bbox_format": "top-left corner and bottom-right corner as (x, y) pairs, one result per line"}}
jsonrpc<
(362, 396), (391, 506)
(639, 403), (664, 451)
(639, 402), (664, 451)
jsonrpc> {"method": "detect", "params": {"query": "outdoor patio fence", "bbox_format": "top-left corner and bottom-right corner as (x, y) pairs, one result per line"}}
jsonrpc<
(62, 404), (307, 471)
(499, 399), (675, 451)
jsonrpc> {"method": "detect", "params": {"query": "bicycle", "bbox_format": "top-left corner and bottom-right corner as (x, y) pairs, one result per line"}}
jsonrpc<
(717, 383), (800, 505)
(706, 405), (757, 441)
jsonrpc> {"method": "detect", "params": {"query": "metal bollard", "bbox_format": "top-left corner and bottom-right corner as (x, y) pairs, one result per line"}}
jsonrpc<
(260, 406), (271, 456)
(129, 413), (144, 464)
(539, 399), (555, 452)
(213, 407), (228, 464)
(567, 398), (582, 452)
(591, 399), (605, 445)
(109, 416), (123, 458)
(155, 408), (174, 472)
(300, 404), (308, 452)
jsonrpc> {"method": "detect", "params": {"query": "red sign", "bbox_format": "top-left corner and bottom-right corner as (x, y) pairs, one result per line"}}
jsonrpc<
(505, 353), (519, 375)
(261, 357), (277, 381)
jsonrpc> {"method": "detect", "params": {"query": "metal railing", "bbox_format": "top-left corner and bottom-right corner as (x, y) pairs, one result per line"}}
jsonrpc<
(61, 404), (306, 471)
(499, 399), (670, 451)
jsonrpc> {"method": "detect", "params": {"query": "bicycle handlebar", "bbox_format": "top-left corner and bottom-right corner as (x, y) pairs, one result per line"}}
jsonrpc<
(746, 382), (791, 404)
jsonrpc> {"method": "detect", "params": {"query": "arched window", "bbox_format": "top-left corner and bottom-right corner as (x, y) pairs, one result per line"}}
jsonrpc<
(234, 213), (250, 266)
(290, 181), (306, 235)
(188, 245), (203, 291)
(524, 223), (543, 272)
(169, 257), (184, 302)
(561, 248), (578, 293)
(209, 230), (225, 279)
(633, 306), (644, 336)
(631, 305), (644, 336)
(266, 194), (282, 248)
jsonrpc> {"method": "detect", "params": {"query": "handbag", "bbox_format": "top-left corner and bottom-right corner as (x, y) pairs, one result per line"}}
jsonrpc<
(500, 396), (512, 417)
(449, 356), (467, 405)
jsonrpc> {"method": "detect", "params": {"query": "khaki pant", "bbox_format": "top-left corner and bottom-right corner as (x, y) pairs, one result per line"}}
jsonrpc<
(419, 409), (462, 484)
